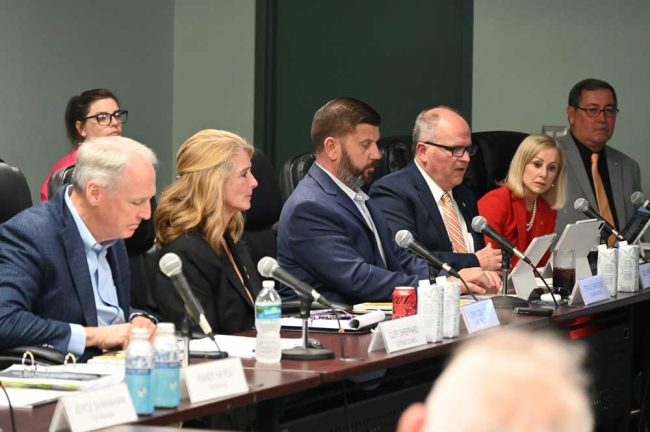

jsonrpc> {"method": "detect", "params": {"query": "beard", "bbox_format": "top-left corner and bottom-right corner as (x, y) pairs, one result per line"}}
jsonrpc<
(337, 146), (373, 191)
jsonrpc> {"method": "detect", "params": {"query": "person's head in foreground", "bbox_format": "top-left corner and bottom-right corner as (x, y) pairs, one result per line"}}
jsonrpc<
(397, 328), (593, 432)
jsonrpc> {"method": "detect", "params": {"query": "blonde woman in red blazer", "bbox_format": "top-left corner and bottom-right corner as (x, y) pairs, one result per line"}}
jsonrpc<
(478, 134), (567, 267)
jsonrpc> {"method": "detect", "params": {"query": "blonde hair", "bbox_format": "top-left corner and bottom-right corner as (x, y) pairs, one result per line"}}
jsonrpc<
(504, 134), (566, 209)
(155, 129), (254, 254)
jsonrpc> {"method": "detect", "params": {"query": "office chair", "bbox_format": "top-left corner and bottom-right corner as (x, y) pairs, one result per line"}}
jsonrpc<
(369, 135), (413, 185)
(0, 162), (66, 367)
(463, 130), (529, 199)
(279, 152), (316, 203)
(0, 161), (32, 224)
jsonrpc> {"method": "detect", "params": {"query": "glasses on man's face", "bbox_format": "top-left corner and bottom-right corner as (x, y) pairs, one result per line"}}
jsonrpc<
(82, 110), (129, 126)
(421, 141), (477, 158)
(573, 106), (619, 118)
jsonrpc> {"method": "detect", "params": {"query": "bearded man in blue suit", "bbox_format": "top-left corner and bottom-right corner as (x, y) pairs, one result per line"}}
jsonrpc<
(0, 137), (157, 359)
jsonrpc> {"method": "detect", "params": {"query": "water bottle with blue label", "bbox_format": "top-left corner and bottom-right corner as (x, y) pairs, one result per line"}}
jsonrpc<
(255, 280), (282, 363)
(153, 322), (180, 408)
(125, 327), (154, 415)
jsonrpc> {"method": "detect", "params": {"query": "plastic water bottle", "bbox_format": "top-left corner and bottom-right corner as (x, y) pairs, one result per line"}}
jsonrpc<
(125, 327), (154, 415)
(255, 280), (282, 363)
(152, 322), (180, 408)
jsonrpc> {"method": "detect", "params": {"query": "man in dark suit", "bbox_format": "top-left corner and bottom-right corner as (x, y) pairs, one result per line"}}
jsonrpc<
(555, 78), (642, 243)
(277, 98), (496, 305)
(370, 107), (501, 282)
(0, 136), (157, 359)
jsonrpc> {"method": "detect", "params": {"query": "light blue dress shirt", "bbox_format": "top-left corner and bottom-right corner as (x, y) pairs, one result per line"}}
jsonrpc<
(64, 186), (125, 355)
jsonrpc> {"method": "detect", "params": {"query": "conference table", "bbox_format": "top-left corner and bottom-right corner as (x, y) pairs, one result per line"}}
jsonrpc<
(1, 290), (649, 432)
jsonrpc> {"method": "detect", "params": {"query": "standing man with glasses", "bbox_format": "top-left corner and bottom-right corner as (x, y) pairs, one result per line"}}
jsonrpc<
(370, 106), (502, 283)
(555, 78), (642, 243)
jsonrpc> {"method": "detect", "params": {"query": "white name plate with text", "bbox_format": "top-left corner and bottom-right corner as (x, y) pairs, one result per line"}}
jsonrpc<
(461, 299), (500, 333)
(368, 315), (426, 354)
(184, 358), (248, 403)
(49, 383), (136, 432)
(578, 274), (610, 305)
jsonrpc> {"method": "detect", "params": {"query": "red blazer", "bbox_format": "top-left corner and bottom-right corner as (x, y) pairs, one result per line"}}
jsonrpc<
(477, 185), (556, 267)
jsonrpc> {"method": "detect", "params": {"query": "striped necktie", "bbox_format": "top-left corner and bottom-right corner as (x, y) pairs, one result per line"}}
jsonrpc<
(591, 152), (616, 247)
(440, 192), (468, 253)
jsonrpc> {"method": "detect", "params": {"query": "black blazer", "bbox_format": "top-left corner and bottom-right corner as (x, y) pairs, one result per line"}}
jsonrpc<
(153, 230), (261, 335)
(369, 160), (484, 270)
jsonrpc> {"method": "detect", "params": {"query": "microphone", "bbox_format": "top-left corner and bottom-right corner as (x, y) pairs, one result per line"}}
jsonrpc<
(159, 253), (214, 336)
(257, 257), (333, 309)
(631, 191), (645, 208)
(471, 216), (532, 265)
(573, 198), (625, 241)
(394, 230), (461, 278)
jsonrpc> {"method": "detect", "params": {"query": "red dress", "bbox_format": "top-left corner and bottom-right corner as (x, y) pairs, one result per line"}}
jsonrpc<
(477, 185), (556, 267)
(40, 148), (78, 201)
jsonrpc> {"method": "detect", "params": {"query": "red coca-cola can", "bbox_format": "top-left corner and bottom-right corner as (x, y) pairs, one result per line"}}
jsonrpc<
(392, 286), (417, 319)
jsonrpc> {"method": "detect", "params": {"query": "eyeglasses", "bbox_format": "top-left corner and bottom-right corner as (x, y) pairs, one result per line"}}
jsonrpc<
(421, 141), (477, 158)
(82, 110), (129, 126)
(573, 106), (619, 118)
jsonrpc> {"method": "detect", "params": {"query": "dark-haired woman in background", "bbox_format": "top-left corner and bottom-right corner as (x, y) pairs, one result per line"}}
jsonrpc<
(478, 134), (567, 267)
(153, 129), (261, 335)
(41, 88), (127, 201)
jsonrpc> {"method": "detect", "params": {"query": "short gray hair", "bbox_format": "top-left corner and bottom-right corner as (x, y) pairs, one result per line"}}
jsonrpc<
(73, 136), (157, 190)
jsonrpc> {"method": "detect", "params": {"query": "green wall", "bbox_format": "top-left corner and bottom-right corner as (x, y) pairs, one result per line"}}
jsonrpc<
(259, 0), (473, 168)
(0, 0), (175, 201)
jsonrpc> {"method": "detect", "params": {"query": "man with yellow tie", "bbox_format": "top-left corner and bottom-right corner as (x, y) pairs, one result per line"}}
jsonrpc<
(555, 79), (643, 244)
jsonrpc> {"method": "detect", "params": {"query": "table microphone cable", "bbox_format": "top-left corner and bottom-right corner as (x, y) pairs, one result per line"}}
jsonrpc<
(0, 381), (17, 432)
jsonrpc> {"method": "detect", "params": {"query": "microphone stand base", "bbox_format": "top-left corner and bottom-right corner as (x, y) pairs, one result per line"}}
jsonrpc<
(490, 294), (529, 309)
(282, 347), (335, 360)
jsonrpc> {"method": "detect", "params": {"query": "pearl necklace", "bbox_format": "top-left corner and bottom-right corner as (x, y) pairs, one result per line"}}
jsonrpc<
(526, 198), (537, 232)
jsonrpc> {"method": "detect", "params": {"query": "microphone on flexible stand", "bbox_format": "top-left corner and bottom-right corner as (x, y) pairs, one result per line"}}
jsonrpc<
(257, 257), (339, 361)
(159, 253), (228, 358)
(394, 230), (477, 301)
(471, 216), (557, 309)
(573, 198), (625, 241)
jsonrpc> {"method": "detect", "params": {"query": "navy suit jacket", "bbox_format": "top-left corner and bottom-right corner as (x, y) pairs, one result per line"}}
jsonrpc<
(0, 189), (131, 355)
(277, 163), (429, 305)
(369, 160), (484, 270)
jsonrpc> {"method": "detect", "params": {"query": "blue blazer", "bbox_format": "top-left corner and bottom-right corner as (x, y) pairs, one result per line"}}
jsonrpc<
(0, 189), (130, 355)
(277, 163), (429, 305)
(369, 160), (484, 270)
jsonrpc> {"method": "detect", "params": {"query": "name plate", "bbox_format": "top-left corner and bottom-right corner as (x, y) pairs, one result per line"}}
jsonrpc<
(461, 299), (500, 333)
(184, 358), (248, 403)
(640, 262), (650, 289)
(368, 315), (426, 354)
(578, 274), (610, 305)
(49, 383), (136, 432)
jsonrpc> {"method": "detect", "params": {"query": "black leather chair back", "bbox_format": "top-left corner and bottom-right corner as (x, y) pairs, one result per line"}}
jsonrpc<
(0, 161), (32, 224)
(464, 131), (529, 199)
(369, 135), (413, 184)
(242, 149), (282, 269)
(47, 164), (75, 199)
(279, 152), (315, 203)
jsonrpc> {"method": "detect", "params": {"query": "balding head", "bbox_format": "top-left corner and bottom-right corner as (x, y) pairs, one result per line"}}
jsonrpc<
(412, 106), (473, 191)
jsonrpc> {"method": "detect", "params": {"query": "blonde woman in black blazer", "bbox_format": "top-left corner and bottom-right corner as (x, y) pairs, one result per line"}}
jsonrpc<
(153, 129), (261, 335)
